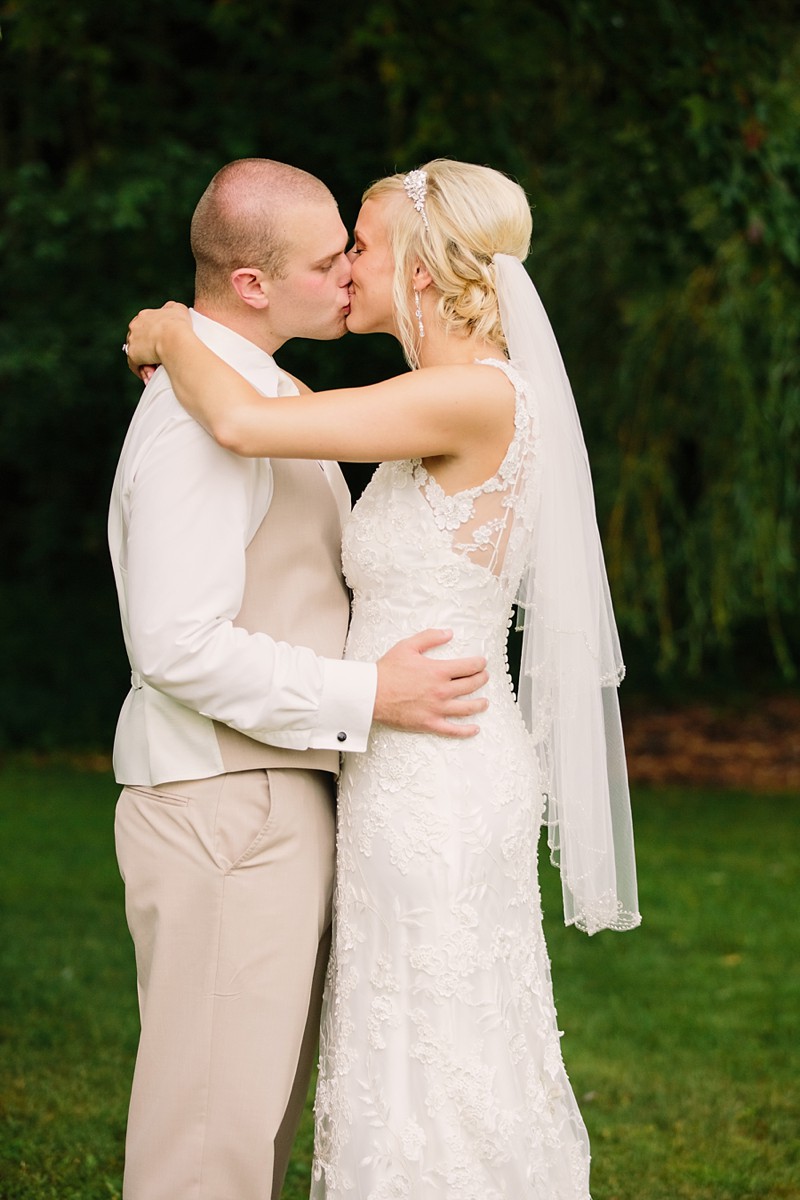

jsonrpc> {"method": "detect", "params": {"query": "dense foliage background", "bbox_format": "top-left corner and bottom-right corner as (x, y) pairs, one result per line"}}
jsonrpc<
(1, 0), (798, 748)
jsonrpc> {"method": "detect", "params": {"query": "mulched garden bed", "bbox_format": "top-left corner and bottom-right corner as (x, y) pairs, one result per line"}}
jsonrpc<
(624, 693), (800, 792)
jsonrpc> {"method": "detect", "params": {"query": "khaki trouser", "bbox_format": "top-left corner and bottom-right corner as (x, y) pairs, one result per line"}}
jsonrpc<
(115, 767), (336, 1200)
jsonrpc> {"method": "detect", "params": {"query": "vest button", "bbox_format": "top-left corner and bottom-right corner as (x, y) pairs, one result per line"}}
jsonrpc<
(336, 731), (347, 743)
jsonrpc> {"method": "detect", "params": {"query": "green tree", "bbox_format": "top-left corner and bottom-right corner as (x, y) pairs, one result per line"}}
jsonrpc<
(0, 0), (797, 747)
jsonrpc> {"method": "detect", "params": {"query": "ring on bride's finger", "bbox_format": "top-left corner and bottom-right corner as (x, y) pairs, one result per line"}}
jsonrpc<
(122, 343), (129, 356)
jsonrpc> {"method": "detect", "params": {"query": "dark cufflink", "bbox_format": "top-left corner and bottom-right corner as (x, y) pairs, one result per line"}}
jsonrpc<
(336, 731), (347, 743)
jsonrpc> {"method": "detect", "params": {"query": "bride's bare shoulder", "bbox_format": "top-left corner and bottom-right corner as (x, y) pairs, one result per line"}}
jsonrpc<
(412, 360), (515, 408)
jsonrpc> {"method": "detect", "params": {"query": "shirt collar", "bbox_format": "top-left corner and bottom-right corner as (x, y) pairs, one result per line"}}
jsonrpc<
(189, 309), (282, 394)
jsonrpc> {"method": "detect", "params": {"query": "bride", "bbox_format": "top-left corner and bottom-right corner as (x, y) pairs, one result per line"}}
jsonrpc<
(125, 158), (640, 1200)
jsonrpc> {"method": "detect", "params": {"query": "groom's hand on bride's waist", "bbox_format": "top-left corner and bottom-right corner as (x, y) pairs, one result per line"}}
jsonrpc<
(374, 629), (489, 738)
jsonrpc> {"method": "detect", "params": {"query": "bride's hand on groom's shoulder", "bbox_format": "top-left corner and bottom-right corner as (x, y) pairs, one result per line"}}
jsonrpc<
(123, 301), (191, 384)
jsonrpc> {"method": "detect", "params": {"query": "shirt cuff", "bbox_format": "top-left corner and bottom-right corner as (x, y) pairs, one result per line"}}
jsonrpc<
(308, 658), (378, 753)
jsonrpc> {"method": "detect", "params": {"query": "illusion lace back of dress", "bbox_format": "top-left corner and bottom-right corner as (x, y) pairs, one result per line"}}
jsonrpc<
(411, 358), (539, 596)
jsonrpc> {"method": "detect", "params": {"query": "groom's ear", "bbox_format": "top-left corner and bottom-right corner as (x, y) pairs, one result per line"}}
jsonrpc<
(230, 267), (270, 310)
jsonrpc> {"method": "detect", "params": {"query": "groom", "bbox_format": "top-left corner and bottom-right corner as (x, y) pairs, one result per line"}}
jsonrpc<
(109, 158), (488, 1200)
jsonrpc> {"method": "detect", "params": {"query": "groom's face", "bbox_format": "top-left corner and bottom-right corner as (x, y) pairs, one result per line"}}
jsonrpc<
(265, 199), (352, 344)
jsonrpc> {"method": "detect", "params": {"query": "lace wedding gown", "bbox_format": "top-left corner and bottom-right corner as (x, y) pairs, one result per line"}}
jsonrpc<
(311, 360), (592, 1200)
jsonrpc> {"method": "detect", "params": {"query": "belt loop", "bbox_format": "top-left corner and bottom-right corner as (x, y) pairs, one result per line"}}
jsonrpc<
(130, 670), (143, 690)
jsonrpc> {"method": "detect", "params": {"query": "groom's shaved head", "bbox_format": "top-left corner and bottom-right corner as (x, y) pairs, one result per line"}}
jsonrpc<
(191, 158), (334, 302)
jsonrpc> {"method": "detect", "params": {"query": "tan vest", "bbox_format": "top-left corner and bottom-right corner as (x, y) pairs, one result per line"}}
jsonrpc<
(214, 458), (351, 775)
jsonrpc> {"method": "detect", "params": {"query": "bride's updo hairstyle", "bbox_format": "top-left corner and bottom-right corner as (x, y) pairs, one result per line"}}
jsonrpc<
(363, 159), (532, 369)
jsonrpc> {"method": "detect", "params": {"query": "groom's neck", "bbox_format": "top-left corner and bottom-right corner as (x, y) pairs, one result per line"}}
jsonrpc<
(193, 299), (284, 357)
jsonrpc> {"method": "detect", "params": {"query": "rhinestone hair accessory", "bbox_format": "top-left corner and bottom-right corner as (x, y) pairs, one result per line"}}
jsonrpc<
(403, 169), (430, 231)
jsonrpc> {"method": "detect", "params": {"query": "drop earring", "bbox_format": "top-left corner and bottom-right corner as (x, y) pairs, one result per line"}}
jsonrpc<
(414, 289), (425, 339)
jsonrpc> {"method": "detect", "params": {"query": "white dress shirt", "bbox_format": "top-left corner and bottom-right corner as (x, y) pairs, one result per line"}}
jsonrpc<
(108, 311), (376, 785)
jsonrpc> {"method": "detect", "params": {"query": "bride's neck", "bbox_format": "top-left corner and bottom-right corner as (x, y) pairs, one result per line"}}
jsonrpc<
(416, 322), (503, 369)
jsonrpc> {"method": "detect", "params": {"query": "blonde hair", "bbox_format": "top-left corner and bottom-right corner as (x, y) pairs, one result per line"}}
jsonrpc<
(363, 159), (532, 368)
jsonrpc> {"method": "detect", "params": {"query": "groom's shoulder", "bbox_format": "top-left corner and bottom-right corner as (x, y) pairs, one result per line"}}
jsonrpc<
(118, 368), (235, 483)
(136, 364), (181, 412)
(126, 367), (200, 438)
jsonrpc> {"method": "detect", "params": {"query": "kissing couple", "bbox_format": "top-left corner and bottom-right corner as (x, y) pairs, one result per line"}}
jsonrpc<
(112, 156), (639, 1200)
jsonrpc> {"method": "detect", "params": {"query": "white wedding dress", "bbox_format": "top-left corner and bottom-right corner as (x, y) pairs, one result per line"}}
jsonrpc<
(311, 360), (592, 1200)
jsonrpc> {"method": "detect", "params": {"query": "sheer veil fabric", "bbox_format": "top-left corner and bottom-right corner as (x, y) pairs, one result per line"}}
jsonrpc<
(494, 253), (640, 935)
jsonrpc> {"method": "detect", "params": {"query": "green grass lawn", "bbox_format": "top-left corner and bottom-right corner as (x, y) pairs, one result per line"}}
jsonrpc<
(1, 761), (798, 1199)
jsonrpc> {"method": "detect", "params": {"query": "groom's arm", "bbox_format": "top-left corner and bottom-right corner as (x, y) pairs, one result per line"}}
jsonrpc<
(124, 407), (376, 752)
